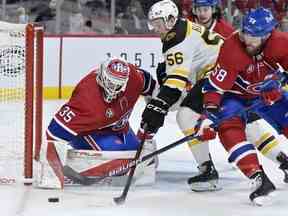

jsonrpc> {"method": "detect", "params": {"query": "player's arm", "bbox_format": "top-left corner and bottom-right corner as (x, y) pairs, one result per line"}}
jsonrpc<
(137, 68), (157, 97)
(139, 47), (188, 134)
(46, 85), (91, 142)
(195, 48), (240, 141)
(46, 104), (78, 142)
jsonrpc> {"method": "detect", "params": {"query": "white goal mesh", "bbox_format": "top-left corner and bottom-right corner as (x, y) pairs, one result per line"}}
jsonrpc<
(0, 21), (43, 185)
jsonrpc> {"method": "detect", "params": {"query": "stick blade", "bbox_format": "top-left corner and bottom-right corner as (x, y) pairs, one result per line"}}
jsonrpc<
(63, 165), (101, 185)
(113, 196), (126, 205)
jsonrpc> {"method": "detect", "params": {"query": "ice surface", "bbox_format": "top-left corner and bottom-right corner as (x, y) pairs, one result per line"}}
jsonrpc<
(2, 99), (288, 216)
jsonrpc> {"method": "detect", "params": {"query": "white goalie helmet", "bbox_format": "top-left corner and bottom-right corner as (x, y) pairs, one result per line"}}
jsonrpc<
(148, 0), (179, 30)
(96, 57), (130, 103)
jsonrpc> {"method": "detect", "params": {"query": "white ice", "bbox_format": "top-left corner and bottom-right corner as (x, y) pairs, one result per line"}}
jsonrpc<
(2, 98), (288, 216)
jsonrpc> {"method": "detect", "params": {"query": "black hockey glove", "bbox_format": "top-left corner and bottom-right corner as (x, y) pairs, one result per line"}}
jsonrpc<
(141, 98), (169, 134)
(156, 62), (167, 86)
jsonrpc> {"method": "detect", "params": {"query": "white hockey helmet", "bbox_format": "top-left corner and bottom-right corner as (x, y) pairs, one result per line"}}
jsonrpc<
(148, 0), (179, 31)
(96, 57), (130, 103)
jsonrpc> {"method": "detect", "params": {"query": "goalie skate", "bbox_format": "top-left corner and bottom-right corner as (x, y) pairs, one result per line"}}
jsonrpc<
(249, 170), (276, 206)
(187, 160), (221, 192)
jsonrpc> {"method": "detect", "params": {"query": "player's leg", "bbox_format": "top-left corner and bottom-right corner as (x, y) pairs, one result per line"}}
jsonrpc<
(218, 98), (275, 203)
(68, 128), (156, 185)
(177, 107), (220, 191)
(177, 80), (220, 191)
(253, 92), (288, 183)
(246, 113), (288, 182)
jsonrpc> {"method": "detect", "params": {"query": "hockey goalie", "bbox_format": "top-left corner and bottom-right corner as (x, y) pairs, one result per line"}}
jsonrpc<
(35, 57), (158, 189)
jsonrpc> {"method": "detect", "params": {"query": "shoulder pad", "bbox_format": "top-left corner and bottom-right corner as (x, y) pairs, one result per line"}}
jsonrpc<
(162, 19), (187, 53)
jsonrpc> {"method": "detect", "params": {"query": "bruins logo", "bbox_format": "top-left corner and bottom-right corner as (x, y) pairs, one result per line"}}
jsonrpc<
(165, 32), (176, 42)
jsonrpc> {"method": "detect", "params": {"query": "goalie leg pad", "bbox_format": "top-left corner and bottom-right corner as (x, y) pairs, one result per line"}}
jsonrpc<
(65, 141), (157, 186)
(134, 139), (157, 186)
(35, 140), (70, 189)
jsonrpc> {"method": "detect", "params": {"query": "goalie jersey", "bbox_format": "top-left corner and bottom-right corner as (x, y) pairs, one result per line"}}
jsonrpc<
(46, 64), (155, 142)
(162, 18), (224, 92)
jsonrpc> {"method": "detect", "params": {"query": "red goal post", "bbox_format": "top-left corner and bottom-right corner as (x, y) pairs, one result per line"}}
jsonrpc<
(0, 21), (44, 185)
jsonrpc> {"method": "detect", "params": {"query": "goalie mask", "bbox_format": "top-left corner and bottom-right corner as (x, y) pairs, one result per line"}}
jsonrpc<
(97, 57), (130, 103)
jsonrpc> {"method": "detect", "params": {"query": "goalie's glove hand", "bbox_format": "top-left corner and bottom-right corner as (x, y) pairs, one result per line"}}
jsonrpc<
(141, 98), (169, 134)
(260, 75), (282, 106)
(195, 105), (218, 141)
(156, 62), (167, 86)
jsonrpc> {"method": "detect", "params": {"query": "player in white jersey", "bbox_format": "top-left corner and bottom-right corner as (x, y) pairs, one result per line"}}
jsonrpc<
(140, 0), (288, 192)
(140, 0), (224, 191)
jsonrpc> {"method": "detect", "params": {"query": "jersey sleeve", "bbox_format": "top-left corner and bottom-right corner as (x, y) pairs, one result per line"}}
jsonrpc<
(203, 40), (241, 106)
(46, 82), (100, 142)
(127, 64), (156, 97)
(138, 68), (156, 96)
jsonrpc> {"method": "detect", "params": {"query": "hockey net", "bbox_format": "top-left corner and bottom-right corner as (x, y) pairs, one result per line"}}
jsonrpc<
(0, 21), (43, 185)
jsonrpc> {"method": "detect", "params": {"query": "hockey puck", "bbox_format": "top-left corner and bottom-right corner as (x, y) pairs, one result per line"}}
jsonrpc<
(48, 197), (59, 203)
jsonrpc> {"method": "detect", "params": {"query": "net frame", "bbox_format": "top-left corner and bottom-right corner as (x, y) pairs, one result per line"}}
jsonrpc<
(0, 21), (44, 184)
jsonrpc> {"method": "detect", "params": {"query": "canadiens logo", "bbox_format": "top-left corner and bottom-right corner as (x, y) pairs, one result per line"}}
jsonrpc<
(105, 108), (114, 118)
(246, 82), (262, 94)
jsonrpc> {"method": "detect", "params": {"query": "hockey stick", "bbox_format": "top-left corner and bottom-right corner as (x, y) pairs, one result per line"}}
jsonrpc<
(113, 129), (147, 205)
(64, 100), (264, 185)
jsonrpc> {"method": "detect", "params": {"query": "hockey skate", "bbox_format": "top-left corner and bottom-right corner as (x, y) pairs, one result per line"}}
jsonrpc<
(276, 152), (288, 183)
(187, 160), (221, 192)
(249, 170), (276, 206)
